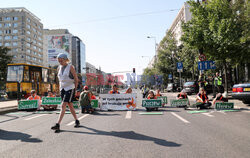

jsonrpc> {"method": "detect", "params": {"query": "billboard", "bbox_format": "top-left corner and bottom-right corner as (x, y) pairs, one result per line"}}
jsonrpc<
(47, 34), (71, 66)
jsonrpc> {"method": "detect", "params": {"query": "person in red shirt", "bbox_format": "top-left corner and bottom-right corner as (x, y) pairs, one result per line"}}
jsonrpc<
(27, 90), (41, 110)
(109, 84), (120, 94)
(90, 91), (96, 100)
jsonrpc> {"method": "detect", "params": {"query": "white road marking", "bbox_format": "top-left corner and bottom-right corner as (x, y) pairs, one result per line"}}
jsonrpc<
(125, 111), (132, 119)
(24, 114), (48, 120)
(217, 111), (226, 115)
(171, 112), (190, 124)
(202, 113), (215, 117)
(67, 114), (89, 126)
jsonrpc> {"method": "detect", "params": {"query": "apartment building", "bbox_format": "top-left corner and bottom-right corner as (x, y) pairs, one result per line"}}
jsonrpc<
(0, 7), (43, 65)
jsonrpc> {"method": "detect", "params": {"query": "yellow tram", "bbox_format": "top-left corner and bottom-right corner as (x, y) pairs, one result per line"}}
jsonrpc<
(6, 63), (59, 99)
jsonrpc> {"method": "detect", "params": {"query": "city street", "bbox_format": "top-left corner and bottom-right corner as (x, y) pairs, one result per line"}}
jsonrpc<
(0, 91), (250, 158)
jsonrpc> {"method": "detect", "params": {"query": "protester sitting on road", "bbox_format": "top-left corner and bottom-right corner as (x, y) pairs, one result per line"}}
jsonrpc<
(155, 89), (162, 97)
(90, 91), (96, 99)
(27, 90), (41, 110)
(109, 84), (120, 94)
(42, 90), (57, 110)
(212, 92), (228, 105)
(74, 89), (81, 101)
(176, 90), (188, 99)
(196, 88), (211, 109)
(147, 91), (156, 99)
(125, 87), (132, 94)
(79, 86), (92, 113)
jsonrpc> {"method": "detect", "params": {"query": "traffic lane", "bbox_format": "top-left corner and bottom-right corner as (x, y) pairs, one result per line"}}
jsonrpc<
(177, 109), (250, 158)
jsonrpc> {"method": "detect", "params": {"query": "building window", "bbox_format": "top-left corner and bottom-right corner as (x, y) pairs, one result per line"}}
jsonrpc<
(13, 30), (18, 34)
(27, 18), (31, 23)
(27, 49), (31, 53)
(4, 23), (11, 27)
(26, 24), (31, 29)
(33, 40), (37, 44)
(38, 37), (42, 41)
(0, 36), (2, 40)
(4, 17), (11, 21)
(13, 23), (18, 27)
(13, 42), (18, 46)
(5, 42), (10, 46)
(0, 17), (2, 21)
(12, 48), (18, 52)
(38, 48), (42, 52)
(13, 36), (18, 40)
(4, 36), (11, 40)
(33, 45), (37, 50)
(0, 30), (2, 34)
(27, 37), (31, 41)
(34, 51), (37, 55)
(0, 23), (2, 28)
(13, 17), (18, 21)
(38, 42), (42, 46)
(0, 43), (2, 46)
(26, 43), (30, 47)
(27, 31), (30, 35)
(13, 55), (17, 58)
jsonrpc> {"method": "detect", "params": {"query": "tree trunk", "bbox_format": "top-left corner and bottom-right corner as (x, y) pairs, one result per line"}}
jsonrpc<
(223, 62), (228, 93)
(245, 63), (249, 82)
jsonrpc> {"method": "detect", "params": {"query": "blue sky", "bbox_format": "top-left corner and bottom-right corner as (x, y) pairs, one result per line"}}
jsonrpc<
(1, 0), (187, 75)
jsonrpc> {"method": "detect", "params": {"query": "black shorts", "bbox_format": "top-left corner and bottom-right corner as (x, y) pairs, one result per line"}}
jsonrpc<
(61, 89), (75, 103)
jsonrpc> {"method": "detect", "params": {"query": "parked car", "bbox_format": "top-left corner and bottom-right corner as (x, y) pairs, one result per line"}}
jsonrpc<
(232, 83), (250, 104)
(166, 83), (181, 92)
(183, 81), (199, 95)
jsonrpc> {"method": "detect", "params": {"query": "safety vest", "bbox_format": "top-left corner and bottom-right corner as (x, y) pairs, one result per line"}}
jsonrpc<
(198, 93), (208, 103)
(214, 76), (222, 86)
(109, 90), (120, 94)
(27, 95), (41, 100)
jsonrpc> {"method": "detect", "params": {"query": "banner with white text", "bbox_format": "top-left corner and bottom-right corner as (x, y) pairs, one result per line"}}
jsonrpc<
(99, 93), (137, 111)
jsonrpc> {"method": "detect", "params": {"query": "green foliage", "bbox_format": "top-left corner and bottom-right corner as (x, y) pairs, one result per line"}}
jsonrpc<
(0, 47), (12, 89)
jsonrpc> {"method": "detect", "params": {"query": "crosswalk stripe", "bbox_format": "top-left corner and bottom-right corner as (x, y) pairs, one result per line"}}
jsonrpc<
(24, 114), (48, 120)
(125, 111), (132, 119)
(67, 114), (89, 126)
(171, 112), (190, 124)
(202, 113), (214, 117)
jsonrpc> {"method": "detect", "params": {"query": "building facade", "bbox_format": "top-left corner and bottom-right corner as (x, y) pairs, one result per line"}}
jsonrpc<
(169, 2), (191, 46)
(71, 36), (86, 74)
(0, 7), (43, 65)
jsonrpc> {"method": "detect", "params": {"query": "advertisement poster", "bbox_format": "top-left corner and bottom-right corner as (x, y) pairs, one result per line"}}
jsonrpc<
(99, 94), (137, 111)
(47, 34), (71, 66)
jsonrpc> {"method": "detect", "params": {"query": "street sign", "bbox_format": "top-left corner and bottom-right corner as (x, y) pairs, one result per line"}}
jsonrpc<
(168, 74), (172, 79)
(18, 100), (38, 110)
(215, 102), (234, 110)
(157, 96), (168, 106)
(199, 54), (206, 61)
(91, 99), (98, 108)
(170, 99), (188, 107)
(198, 61), (216, 70)
(41, 97), (61, 105)
(142, 99), (162, 107)
(177, 62), (183, 70)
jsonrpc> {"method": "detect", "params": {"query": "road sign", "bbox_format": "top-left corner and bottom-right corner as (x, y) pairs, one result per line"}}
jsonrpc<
(215, 102), (234, 110)
(18, 100), (38, 110)
(177, 62), (183, 70)
(142, 99), (162, 107)
(198, 61), (216, 70)
(168, 74), (172, 79)
(170, 99), (188, 107)
(199, 54), (206, 61)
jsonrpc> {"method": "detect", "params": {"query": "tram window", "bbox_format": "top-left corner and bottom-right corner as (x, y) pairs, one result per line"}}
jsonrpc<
(42, 68), (48, 82)
(7, 66), (23, 82)
(23, 66), (29, 81)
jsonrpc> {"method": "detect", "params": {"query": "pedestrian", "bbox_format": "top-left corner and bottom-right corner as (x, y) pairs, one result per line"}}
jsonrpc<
(109, 84), (120, 94)
(146, 91), (157, 111)
(196, 88), (211, 109)
(213, 72), (223, 97)
(27, 90), (41, 110)
(51, 53), (80, 133)
(79, 86), (92, 113)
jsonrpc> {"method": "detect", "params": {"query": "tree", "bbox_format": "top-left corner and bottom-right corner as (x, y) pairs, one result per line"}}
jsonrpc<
(181, 0), (248, 92)
(0, 47), (12, 89)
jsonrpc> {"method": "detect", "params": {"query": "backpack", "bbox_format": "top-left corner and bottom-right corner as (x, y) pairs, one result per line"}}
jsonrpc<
(79, 91), (90, 107)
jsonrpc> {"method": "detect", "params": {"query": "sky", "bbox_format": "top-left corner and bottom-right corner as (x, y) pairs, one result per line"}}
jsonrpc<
(1, 0), (187, 75)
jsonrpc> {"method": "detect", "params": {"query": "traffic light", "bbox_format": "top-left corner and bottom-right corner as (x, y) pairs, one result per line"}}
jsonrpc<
(133, 68), (135, 73)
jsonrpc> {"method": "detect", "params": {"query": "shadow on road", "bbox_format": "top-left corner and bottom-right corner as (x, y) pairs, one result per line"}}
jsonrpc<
(0, 129), (42, 143)
(91, 112), (121, 116)
(62, 126), (181, 147)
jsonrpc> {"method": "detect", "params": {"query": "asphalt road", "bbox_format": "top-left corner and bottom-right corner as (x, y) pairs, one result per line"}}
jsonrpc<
(0, 91), (250, 158)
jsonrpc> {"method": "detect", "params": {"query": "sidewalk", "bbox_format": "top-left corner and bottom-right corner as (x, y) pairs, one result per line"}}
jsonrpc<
(0, 100), (18, 114)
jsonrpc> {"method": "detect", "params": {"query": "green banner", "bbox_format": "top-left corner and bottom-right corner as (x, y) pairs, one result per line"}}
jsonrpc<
(73, 101), (79, 109)
(157, 96), (167, 105)
(91, 99), (98, 108)
(18, 100), (38, 110)
(215, 102), (234, 110)
(41, 97), (61, 105)
(170, 99), (188, 107)
(142, 99), (162, 107)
